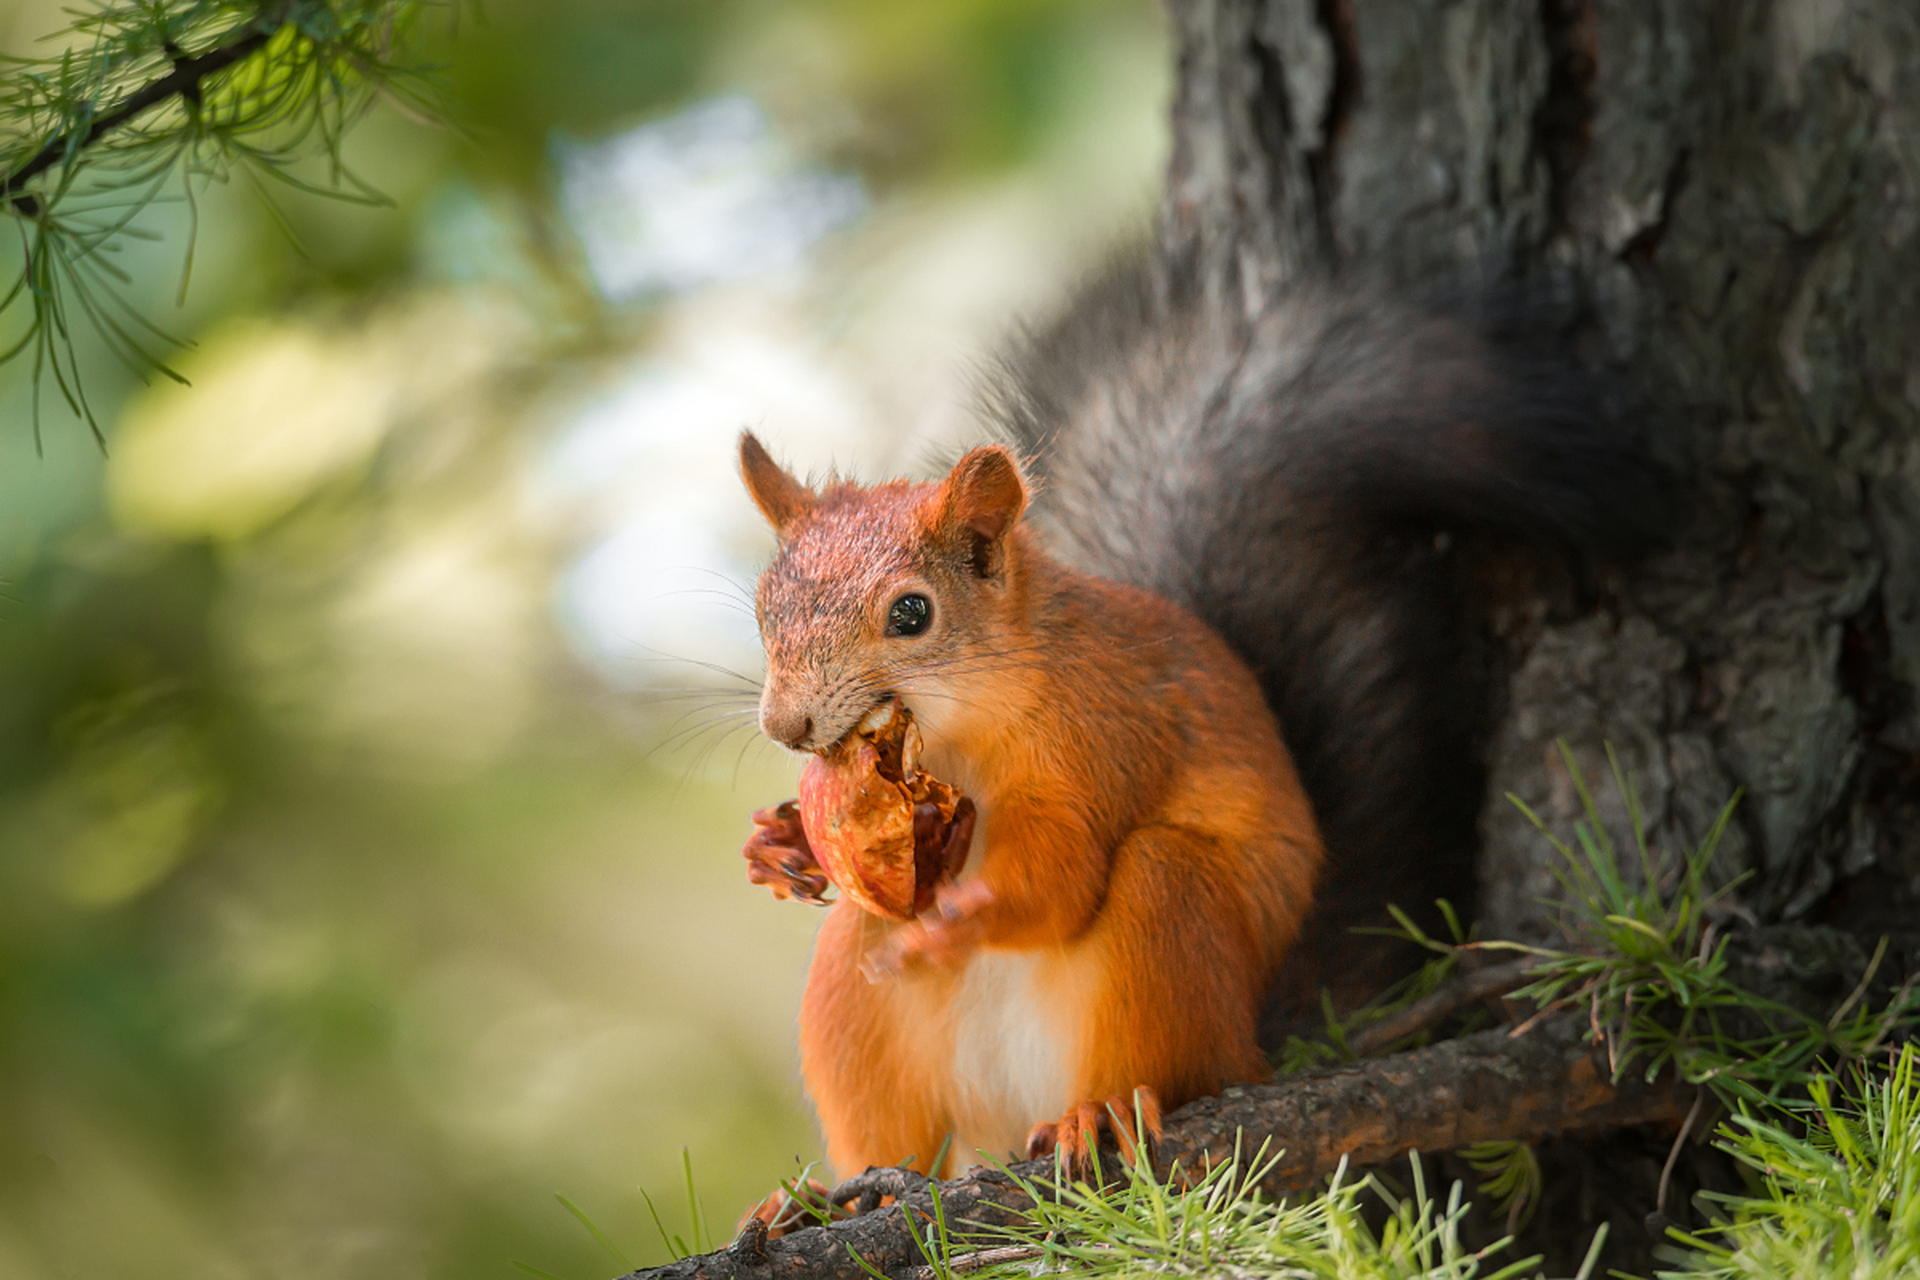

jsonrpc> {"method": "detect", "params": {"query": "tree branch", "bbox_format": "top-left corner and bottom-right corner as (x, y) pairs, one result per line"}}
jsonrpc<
(2, 16), (279, 216)
(1345, 956), (1540, 1057)
(622, 1014), (1693, 1280)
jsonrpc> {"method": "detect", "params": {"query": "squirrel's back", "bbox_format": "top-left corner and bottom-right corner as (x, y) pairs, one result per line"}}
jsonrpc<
(984, 249), (1668, 1035)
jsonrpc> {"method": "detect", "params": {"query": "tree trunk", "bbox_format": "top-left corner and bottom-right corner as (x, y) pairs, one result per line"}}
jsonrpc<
(1163, 0), (1920, 1265)
(1165, 0), (1920, 934)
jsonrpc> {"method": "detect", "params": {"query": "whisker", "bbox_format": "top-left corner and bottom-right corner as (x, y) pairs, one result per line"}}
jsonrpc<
(684, 720), (749, 780)
(647, 586), (760, 618)
(672, 719), (772, 796)
(620, 642), (765, 690)
(731, 729), (780, 790)
(655, 704), (762, 736)
(683, 564), (759, 607)
(648, 692), (756, 716)
(645, 708), (764, 762)
(635, 687), (761, 706)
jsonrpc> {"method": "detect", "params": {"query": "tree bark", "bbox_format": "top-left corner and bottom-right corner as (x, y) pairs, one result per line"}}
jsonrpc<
(1162, 0), (1920, 940)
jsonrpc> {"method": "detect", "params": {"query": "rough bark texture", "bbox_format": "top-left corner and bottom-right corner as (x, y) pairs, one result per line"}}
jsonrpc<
(1155, 1014), (1697, 1192)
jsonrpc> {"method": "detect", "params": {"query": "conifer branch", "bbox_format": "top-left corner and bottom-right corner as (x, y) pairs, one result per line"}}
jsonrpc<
(0, 0), (434, 439)
(2, 18), (278, 216)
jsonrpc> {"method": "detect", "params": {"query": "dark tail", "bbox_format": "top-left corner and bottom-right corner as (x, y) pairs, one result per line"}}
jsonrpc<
(984, 249), (1669, 1039)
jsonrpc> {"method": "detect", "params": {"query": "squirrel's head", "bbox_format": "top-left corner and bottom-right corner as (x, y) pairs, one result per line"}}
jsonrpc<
(739, 430), (1029, 754)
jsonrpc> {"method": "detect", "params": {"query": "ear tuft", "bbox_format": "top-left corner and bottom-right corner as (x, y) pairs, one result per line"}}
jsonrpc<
(739, 431), (816, 535)
(938, 446), (1028, 577)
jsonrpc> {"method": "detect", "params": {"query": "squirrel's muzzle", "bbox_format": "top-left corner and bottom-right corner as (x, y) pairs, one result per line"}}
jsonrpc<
(761, 705), (814, 750)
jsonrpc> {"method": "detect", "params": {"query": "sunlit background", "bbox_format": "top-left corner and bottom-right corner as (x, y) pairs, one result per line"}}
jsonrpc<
(0, 2), (1168, 1277)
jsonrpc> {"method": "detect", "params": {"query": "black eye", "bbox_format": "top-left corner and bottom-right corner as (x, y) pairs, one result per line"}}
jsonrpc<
(885, 593), (932, 637)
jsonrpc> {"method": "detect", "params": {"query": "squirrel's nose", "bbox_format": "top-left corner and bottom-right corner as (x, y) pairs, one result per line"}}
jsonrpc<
(762, 706), (814, 750)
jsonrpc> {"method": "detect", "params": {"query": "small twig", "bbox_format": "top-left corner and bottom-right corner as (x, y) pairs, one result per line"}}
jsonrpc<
(2, 16), (280, 215)
(1828, 935), (1890, 1030)
(1654, 1087), (1707, 1221)
(1857, 972), (1920, 1060)
(1506, 994), (1571, 1039)
(1347, 957), (1541, 1057)
(906, 1245), (1044, 1280)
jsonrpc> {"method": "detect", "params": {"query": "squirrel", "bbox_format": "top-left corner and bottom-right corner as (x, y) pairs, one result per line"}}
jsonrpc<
(733, 246), (1667, 1209)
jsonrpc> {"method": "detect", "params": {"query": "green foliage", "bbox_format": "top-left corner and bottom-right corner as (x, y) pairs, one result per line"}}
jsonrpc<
(1458, 1140), (1542, 1236)
(1658, 1043), (1920, 1278)
(529, 1148), (717, 1275)
(1498, 745), (1756, 1091)
(0, 0), (441, 438)
(1481, 744), (1918, 1111)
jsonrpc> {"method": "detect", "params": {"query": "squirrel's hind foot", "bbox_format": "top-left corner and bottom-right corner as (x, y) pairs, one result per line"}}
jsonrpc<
(1024, 1086), (1163, 1181)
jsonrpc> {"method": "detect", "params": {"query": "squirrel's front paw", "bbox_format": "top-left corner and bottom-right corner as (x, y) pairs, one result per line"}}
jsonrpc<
(861, 879), (994, 980)
(743, 800), (831, 906)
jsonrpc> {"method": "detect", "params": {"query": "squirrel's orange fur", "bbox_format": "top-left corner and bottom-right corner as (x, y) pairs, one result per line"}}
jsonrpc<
(738, 432), (1321, 1180)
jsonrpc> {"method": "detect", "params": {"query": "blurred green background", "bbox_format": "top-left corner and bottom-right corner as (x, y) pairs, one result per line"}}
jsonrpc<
(0, 2), (1167, 1277)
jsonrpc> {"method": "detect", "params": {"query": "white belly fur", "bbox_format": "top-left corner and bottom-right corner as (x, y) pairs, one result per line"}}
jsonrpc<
(944, 949), (1075, 1171)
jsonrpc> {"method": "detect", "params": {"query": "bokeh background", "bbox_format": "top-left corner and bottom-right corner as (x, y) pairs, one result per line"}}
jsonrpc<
(0, 3), (1168, 1278)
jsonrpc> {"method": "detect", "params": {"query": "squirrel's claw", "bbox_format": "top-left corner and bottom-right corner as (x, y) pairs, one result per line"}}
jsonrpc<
(1024, 1087), (1163, 1181)
(743, 800), (831, 906)
(827, 1164), (931, 1215)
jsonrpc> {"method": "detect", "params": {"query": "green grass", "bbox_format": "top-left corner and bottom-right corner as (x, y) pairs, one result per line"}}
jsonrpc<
(1657, 1043), (1920, 1277)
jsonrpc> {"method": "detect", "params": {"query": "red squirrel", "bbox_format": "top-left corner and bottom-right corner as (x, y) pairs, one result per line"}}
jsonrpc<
(735, 250), (1665, 1205)
(739, 430), (1320, 1183)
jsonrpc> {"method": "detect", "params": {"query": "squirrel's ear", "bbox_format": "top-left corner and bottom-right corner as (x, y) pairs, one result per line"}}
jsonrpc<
(936, 445), (1028, 578)
(739, 431), (815, 535)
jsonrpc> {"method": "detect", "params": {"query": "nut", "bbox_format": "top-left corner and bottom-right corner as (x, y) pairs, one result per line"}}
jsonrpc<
(797, 700), (966, 920)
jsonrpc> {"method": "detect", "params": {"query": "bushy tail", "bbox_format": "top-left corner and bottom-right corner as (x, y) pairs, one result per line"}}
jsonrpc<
(985, 250), (1669, 1037)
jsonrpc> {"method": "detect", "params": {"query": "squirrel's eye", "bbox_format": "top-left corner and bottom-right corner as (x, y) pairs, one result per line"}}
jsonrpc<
(885, 593), (933, 637)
